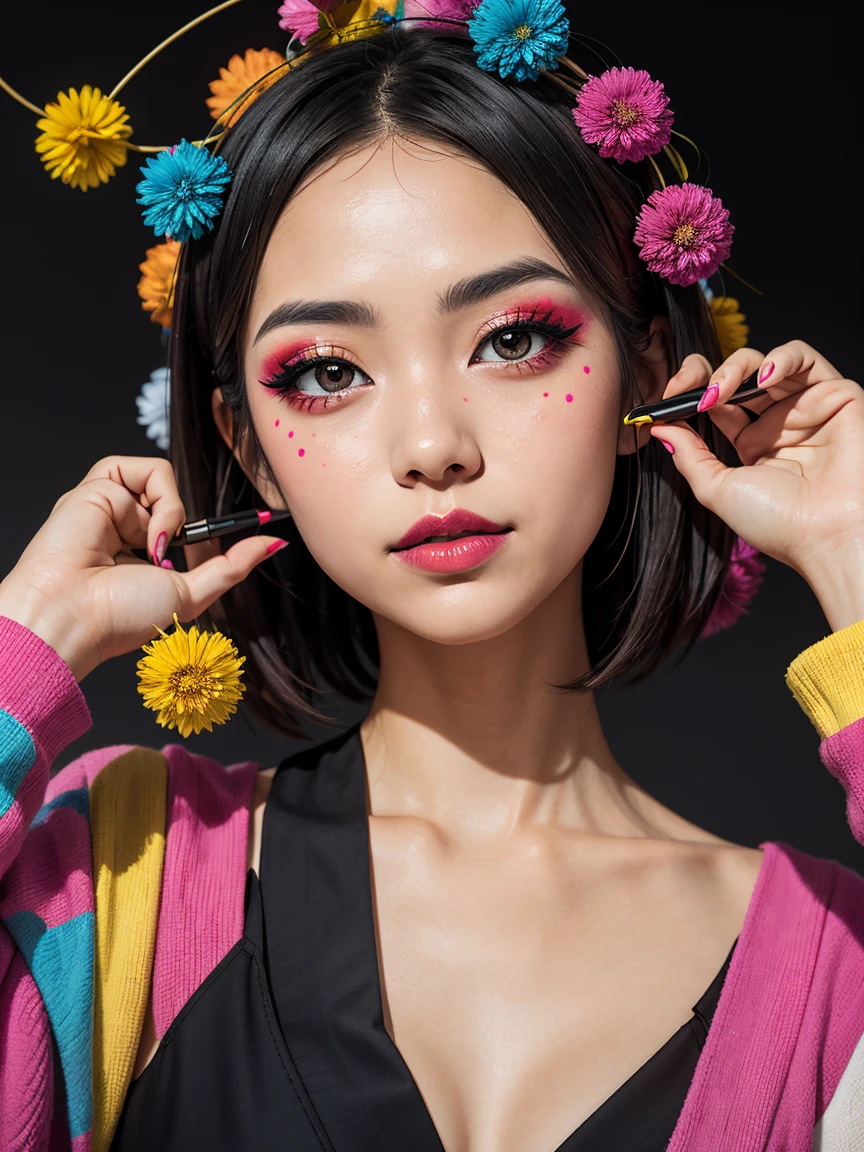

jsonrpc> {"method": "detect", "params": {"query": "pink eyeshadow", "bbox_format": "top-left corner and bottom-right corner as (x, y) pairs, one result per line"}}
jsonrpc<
(260, 339), (314, 383)
(508, 296), (590, 335)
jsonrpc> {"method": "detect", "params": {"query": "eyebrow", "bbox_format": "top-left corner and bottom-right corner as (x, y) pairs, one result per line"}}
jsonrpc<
(252, 256), (576, 346)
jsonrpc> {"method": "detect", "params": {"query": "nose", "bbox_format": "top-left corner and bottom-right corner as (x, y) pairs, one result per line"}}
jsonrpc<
(389, 389), (483, 490)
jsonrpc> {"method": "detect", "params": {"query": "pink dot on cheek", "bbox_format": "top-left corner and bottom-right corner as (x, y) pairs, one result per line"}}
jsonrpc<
(298, 448), (305, 458)
(583, 365), (591, 375)
(288, 430), (294, 438)
(565, 394), (573, 403)
(543, 392), (548, 398)
(274, 419), (280, 427)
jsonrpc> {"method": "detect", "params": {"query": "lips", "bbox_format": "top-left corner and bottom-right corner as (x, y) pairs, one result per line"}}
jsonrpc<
(391, 509), (510, 552)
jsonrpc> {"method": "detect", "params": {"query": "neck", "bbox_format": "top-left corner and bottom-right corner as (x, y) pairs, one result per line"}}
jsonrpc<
(362, 567), (664, 842)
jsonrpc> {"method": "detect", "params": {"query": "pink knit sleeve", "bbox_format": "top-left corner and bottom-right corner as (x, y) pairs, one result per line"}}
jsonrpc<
(0, 616), (91, 883)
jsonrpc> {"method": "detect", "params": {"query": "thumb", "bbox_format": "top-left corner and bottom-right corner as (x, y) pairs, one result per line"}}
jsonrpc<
(176, 535), (288, 618)
(649, 422), (733, 514)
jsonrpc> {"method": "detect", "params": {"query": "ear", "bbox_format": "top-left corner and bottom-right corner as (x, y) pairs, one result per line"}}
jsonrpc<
(616, 316), (673, 456)
(210, 386), (286, 510)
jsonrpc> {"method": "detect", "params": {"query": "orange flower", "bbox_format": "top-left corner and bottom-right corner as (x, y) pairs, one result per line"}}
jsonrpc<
(206, 48), (287, 127)
(137, 239), (181, 328)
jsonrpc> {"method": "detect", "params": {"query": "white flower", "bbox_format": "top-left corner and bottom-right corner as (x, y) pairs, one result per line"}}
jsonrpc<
(136, 367), (170, 452)
(699, 277), (714, 302)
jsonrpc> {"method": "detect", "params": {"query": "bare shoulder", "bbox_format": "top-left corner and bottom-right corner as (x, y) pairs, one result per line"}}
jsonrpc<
(246, 767), (277, 875)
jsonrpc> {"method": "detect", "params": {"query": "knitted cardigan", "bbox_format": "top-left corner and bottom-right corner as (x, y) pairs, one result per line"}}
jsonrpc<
(1, 615), (863, 1152)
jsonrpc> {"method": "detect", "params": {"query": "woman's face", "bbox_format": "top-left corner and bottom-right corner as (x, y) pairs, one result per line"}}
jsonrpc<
(234, 139), (643, 645)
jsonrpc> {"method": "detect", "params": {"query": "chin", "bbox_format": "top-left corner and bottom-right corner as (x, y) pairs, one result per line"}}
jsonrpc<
(371, 582), (551, 647)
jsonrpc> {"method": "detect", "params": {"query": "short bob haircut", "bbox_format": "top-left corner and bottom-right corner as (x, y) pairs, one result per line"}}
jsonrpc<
(169, 26), (737, 737)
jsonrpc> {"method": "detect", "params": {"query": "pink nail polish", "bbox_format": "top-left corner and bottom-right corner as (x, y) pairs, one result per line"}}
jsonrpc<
(153, 531), (168, 566)
(266, 539), (288, 555)
(160, 558), (174, 570)
(758, 361), (775, 386)
(697, 384), (720, 413)
(659, 439), (675, 455)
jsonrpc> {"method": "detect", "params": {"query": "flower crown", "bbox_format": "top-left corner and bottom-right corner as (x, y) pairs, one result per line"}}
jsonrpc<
(0, 0), (762, 645)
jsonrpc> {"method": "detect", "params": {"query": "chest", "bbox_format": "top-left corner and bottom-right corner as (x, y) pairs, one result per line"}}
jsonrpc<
(368, 821), (750, 1152)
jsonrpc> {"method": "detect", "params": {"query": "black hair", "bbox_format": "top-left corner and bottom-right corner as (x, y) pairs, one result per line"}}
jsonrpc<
(169, 26), (735, 737)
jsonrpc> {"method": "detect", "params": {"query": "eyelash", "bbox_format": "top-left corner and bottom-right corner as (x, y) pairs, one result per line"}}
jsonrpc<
(260, 307), (583, 412)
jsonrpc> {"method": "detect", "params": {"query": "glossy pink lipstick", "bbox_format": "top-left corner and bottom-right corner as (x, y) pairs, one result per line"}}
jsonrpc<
(391, 510), (512, 574)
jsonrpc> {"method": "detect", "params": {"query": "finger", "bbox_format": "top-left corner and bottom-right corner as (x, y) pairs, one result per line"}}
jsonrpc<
(75, 479), (153, 552)
(175, 536), (288, 618)
(648, 421), (734, 514)
(731, 377), (864, 464)
(754, 340), (843, 397)
(82, 456), (186, 565)
(661, 353), (713, 399)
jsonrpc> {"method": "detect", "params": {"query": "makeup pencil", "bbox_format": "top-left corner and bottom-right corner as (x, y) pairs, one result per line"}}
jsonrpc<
(170, 508), (292, 547)
(623, 371), (764, 427)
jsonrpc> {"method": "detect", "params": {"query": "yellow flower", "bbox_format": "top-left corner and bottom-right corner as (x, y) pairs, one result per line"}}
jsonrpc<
(137, 239), (181, 328)
(137, 614), (246, 738)
(710, 295), (750, 361)
(35, 85), (133, 190)
(306, 0), (401, 49)
(206, 48), (287, 127)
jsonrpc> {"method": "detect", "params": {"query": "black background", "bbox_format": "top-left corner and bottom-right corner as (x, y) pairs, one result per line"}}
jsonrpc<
(1, 4), (862, 870)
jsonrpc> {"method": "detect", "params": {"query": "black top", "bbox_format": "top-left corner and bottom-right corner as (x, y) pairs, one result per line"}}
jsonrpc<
(112, 725), (736, 1151)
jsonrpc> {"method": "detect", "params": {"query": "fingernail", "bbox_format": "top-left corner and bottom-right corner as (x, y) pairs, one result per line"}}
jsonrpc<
(758, 361), (775, 386)
(697, 383), (720, 413)
(153, 531), (168, 566)
(266, 539), (288, 556)
(160, 558), (174, 570)
(658, 439), (675, 455)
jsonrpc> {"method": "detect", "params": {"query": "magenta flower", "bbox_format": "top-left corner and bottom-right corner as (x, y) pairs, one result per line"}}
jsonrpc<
(277, 0), (322, 43)
(634, 183), (734, 286)
(573, 67), (673, 164)
(404, 0), (478, 23)
(700, 537), (765, 640)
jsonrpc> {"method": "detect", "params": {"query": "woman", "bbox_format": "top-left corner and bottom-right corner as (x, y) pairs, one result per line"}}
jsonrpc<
(0, 12), (862, 1152)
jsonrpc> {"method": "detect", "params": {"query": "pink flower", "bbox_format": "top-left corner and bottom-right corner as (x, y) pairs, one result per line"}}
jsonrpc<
(634, 183), (734, 287)
(573, 67), (673, 164)
(699, 537), (765, 640)
(404, 0), (478, 25)
(277, 0), (322, 43)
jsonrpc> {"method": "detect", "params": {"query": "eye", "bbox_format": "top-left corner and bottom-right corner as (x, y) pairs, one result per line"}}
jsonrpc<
(270, 355), (372, 396)
(474, 328), (549, 363)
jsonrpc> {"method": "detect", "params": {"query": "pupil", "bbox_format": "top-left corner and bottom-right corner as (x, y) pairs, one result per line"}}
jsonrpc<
(316, 363), (351, 392)
(493, 330), (532, 360)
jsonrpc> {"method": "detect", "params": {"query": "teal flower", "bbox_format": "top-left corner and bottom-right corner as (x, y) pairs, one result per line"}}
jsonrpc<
(467, 0), (569, 82)
(136, 140), (232, 242)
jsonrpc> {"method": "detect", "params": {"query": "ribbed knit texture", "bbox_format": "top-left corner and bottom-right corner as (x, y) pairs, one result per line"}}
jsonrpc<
(786, 617), (864, 739)
(91, 748), (167, 1152)
(152, 747), (258, 1040)
(1, 613), (864, 1149)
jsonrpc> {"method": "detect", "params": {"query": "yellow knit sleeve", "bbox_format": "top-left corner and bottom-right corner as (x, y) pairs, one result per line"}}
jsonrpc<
(785, 618), (864, 741)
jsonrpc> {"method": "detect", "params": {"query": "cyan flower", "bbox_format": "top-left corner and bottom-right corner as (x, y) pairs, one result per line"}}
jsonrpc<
(136, 367), (170, 452)
(467, 0), (569, 82)
(136, 140), (232, 242)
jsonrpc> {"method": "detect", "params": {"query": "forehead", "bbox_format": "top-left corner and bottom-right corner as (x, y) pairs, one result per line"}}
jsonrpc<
(252, 139), (566, 304)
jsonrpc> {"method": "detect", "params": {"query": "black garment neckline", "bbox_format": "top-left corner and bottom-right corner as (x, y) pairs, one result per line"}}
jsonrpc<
(261, 723), (735, 1152)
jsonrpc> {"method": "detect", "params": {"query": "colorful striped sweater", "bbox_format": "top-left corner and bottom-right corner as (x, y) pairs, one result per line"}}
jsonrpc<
(0, 614), (863, 1151)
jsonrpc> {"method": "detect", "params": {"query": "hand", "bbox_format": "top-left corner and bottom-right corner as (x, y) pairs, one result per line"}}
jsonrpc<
(649, 342), (864, 631)
(0, 456), (286, 680)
